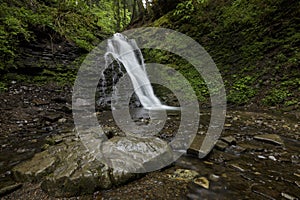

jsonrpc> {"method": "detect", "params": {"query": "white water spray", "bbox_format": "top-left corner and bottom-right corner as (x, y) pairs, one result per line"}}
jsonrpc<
(104, 33), (180, 111)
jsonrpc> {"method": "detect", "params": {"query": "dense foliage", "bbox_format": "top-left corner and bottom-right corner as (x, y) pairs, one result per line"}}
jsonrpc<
(0, 0), (133, 72)
(149, 0), (300, 107)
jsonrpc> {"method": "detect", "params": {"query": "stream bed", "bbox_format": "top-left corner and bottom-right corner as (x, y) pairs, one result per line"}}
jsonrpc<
(0, 83), (299, 199)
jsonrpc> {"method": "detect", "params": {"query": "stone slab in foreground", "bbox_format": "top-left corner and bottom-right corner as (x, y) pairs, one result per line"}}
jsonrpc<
(12, 132), (173, 197)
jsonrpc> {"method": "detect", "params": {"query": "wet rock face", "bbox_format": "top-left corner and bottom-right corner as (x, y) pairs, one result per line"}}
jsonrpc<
(16, 41), (80, 74)
(13, 150), (57, 183)
(11, 132), (141, 197)
(11, 130), (174, 197)
(101, 135), (173, 173)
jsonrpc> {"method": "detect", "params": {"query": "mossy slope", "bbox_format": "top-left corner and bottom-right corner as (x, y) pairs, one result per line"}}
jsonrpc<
(149, 0), (300, 108)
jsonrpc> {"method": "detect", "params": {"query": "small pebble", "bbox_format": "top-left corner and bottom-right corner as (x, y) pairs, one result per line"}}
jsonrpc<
(58, 118), (67, 123)
(258, 155), (267, 159)
(268, 155), (276, 161)
(194, 177), (209, 189)
(281, 192), (297, 200)
(209, 174), (220, 182)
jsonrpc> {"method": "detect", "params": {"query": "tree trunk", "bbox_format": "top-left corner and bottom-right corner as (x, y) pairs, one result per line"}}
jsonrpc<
(137, 0), (144, 16)
(130, 0), (137, 23)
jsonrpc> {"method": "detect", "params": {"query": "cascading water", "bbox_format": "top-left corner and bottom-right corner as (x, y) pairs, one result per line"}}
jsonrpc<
(103, 33), (180, 111)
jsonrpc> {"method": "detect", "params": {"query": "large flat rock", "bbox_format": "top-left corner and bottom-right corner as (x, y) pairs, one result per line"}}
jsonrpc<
(12, 131), (173, 197)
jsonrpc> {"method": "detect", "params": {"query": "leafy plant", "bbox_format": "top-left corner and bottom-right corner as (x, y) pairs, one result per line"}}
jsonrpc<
(152, 0), (300, 107)
(0, 82), (7, 92)
(284, 99), (298, 107)
(228, 76), (257, 105)
(0, 0), (130, 72)
(173, 0), (208, 21)
(262, 88), (292, 106)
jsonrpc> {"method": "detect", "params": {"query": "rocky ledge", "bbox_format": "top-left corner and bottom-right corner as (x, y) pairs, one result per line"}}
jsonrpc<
(11, 131), (172, 197)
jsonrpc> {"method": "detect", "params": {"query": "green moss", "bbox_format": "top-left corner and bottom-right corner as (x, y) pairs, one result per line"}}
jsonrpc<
(262, 88), (292, 106)
(0, 82), (8, 92)
(153, 13), (173, 27)
(143, 48), (209, 102)
(284, 99), (298, 107)
(150, 0), (300, 107)
(227, 76), (257, 105)
(0, 0), (122, 72)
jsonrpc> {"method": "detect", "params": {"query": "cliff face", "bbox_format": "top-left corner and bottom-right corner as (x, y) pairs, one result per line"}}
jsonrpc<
(147, 0), (300, 108)
(0, 0), (113, 84)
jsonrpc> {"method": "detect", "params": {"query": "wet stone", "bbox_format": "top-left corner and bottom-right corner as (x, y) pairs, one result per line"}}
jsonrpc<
(209, 174), (220, 182)
(187, 134), (207, 158)
(221, 136), (236, 145)
(254, 134), (284, 146)
(268, 155), (277, 161)
(58, 118), (67, 123)
(12, 150), (56, 182)
(43, 114), (62, 122)
(101, 135), (174, 173)
(168, 169), (199, 181)
(226, 145), (246, 155)
(215, 140), (229, 151)
(229, 164), (245, 172)
(193, 177), (209, 189)
(12, 131), (163, 197)
(40, 151), (114, 197)
(281, 192), (298, 200)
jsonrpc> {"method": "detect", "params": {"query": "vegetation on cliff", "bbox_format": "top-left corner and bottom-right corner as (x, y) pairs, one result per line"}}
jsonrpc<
(148, 0), (299, 107)
(1, 0), (147, 72)
(1, 0), (299, 108)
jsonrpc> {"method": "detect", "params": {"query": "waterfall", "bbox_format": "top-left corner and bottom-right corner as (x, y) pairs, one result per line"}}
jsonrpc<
(104, 33), (180, 111)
